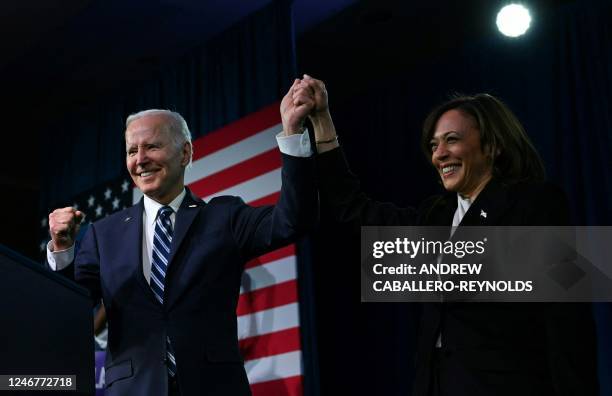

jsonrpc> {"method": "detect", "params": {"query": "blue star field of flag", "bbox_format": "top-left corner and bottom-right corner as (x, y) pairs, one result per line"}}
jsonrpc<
(38, 176), (133, 260)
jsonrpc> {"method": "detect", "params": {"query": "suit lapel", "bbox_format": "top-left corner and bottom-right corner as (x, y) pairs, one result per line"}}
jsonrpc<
(459, 179), (510, 227)
(421, 180), (512, 233)
(167, 189), (204, 268)
(121, 200), (156, 300)
(165, 189), (205, 309)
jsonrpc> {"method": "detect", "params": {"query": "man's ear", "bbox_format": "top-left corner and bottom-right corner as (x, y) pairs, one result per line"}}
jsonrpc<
(181, 142), (192, 167)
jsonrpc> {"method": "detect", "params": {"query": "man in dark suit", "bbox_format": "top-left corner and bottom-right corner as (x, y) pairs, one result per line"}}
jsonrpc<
(285, 75), (598, 395)
(46, 79), (318, 396)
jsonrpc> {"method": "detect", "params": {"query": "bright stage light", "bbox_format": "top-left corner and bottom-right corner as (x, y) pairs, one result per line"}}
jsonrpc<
(496, 4), (532, 37)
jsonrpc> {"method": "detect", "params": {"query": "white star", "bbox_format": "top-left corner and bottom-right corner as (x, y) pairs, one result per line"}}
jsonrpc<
(95, 205), (103, 217)
(88, 196), (95, 207)
(121, 180), (130, 193)
(41, 217), (47, 228)
(104, 188), (112, 200)
(112, 197), (120, 210)
(480, 209), (487, 219)
(39, 241), (47, 252)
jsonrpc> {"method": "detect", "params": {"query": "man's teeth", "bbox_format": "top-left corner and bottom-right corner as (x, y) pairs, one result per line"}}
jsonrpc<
(442, 165), (460, 174)
(140, 171), (153, 177)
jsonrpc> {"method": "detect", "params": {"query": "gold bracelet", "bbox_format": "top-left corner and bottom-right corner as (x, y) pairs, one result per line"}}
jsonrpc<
(315, 136), (338, 144)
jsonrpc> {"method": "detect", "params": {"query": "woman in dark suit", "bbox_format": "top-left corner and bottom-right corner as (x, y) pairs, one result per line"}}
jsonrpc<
(290, 75), (598, 395)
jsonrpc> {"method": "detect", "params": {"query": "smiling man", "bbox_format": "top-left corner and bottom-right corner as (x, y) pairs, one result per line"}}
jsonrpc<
(125, 110), (192, 206)
(45, 79), (318, 396)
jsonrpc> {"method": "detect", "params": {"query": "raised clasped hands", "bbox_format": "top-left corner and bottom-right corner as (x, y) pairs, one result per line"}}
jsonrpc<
(281, 75), (332, 133)
(281, 75), (337, 152)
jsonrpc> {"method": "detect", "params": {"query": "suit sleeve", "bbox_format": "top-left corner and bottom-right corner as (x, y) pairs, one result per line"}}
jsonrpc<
(44, 226), (101, 303)
(71, 224), (102, 302)
(316, 146), (417, 226)
(230, 153), (318, 261)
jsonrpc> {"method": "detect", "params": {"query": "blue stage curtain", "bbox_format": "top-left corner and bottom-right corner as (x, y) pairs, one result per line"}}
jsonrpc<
(553, 5), (612, 393)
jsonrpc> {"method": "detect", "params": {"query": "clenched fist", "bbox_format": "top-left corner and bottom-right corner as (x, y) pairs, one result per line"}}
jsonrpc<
(48, 207), (85, 251)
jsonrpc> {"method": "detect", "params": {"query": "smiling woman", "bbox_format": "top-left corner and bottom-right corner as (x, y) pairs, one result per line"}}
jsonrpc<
(290, 76), (599, 396)
(427, 109), (493, 200)
(420, 93), (545, 193)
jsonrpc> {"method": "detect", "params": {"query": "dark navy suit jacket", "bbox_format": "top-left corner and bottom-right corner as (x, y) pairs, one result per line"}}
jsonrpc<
(55, 154), (317, 396)
(316, 147), (598, 396)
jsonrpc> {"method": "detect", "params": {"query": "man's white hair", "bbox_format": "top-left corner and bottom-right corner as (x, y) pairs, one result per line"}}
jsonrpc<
(126, 109), (193, 167)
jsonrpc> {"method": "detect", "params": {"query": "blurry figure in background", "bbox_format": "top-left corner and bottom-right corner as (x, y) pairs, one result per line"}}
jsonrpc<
(282, 75), (598, 396)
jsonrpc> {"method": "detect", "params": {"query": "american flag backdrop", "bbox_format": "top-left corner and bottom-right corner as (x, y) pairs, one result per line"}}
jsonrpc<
(40, 103), (306, 395)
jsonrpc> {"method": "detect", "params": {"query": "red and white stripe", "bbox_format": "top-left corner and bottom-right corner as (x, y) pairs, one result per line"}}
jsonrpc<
(134, 103), (304, 395)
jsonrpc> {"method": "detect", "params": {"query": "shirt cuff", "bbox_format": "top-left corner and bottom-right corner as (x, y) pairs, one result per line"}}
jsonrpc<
(46, 241), (75, 271)
(276, 129), (313, 157)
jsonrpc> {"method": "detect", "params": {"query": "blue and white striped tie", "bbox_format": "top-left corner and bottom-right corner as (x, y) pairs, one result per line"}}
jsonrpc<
(150, 205), (177, 377)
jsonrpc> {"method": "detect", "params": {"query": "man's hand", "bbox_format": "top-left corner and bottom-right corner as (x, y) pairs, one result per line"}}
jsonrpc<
(280, 78), (315, 136)
(49, 207), (84, 251)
